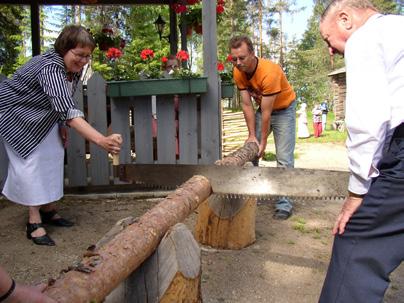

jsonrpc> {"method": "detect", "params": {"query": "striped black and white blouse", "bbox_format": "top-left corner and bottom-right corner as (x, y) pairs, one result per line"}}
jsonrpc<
(0, 49), (84, 159)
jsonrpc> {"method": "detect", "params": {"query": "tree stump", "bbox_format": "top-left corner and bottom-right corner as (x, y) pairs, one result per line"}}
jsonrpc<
(194, 142), (259, 250)
(105, 223), (202, 303)
(194, 195), (256, 249)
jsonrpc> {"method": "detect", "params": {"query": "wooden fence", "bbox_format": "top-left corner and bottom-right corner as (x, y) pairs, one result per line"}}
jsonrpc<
(0, 73), (222, 189)
(221, 110), (248, 156)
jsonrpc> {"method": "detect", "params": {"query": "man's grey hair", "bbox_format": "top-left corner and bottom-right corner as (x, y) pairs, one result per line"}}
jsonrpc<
(321, 0), (378, 21)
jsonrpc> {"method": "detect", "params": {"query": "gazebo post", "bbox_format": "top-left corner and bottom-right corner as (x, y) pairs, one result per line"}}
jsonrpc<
(200, 0), (221, 163)
(30, 1), (41, 56)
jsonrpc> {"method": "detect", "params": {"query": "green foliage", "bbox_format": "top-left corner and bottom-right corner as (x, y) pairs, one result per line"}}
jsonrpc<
(0, 5), (24, 75)
(286, 1), (342, 108)
(372, 0), (400, 13)
(217, 0), (251, 62)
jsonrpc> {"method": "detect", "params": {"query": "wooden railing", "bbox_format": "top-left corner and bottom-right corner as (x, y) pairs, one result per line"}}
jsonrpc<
(0, 73), (222, 189)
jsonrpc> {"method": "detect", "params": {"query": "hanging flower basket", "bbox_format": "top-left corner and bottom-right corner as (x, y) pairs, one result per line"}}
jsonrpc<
(221, 82), (234, 98)
(94, 27), (123, 51)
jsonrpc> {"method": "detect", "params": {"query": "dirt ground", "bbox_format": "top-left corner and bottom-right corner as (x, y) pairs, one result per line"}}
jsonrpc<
(1, 142), (403, 302)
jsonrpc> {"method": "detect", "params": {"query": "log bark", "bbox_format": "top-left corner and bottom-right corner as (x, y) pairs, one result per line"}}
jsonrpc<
(45, 175), (211, 303)
(195, 142), (259, 249)
(215, 142), (258, 166)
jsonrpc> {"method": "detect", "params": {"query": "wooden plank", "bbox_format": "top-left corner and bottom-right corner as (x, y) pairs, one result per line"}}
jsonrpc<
(133, 96), (154, 163)
(105, 249), (158, 303)
(156, 96), (176, 164)
(86, 73), (110, 185)
(200, 0), (220, 164)
(178, 95), (198, 164)
(104, 223), (201, 303)
(110, 97), (132, 164)
(66, 82), (87, 186)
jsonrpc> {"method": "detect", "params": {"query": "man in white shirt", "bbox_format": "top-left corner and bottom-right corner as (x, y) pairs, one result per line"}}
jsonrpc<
(319, 0), (404, 302)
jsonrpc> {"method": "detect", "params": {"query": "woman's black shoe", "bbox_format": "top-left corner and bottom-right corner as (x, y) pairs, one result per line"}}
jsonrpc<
(40, 209), (74, 227)
(26, 223), (55, 246)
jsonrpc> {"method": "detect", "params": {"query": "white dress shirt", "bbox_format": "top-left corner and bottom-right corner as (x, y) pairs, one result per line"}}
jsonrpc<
(345, 13), (404, 194)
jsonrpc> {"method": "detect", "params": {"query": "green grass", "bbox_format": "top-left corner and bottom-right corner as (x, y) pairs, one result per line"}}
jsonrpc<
(297, 111), (347, 143)
(263, 151), (299, 161)
(265, 111), (347, 145)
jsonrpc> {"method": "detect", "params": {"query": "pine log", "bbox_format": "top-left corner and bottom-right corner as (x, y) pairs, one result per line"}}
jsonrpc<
(45, 175), (211, 303)
(215, 142), (258, 166)
(194, 142), (259, 249)
(105, 223), (201, 303)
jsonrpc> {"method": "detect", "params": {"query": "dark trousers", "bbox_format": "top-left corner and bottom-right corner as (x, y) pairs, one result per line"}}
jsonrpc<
(319, 123), (404, 303)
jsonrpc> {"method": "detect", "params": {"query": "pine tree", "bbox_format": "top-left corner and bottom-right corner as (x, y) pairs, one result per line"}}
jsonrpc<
(0, 5), (24, 76)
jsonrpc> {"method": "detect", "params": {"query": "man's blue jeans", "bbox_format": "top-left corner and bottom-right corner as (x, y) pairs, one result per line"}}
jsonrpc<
(253, 100), (296, 212)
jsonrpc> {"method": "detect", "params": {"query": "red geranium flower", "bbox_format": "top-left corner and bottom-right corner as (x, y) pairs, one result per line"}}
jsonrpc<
(217, 0), (225, 5)
(161, 56), (168, 63)
(140, 49), (155, 61)
(176, 50), (189, 62)
(226, 54), (233, 62)
(217, 62), (225, 71)
(106, 47), (123, 60)
(171, 3), (187, 14)
(216, 4), (225, 14)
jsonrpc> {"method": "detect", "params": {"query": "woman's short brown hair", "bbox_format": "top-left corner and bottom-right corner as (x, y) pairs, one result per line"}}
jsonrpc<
(54, 25), (95, 56)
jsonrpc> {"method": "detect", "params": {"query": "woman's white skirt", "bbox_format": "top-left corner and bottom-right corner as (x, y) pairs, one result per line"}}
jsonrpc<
(2, 124), (64, 206)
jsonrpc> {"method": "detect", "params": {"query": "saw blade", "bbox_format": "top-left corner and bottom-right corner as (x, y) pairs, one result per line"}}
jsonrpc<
(118, 164), (350, 199)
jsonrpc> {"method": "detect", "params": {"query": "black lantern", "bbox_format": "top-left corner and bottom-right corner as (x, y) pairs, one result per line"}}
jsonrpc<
(154, 14), (166, 40)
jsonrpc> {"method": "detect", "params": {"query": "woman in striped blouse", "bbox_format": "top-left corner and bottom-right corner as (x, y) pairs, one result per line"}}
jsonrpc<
(0, 25), (122, 246)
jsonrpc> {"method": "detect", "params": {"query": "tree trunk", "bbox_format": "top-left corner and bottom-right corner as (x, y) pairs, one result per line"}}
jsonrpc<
(45, 176), (211, 303)
(194, 142), (259, 249)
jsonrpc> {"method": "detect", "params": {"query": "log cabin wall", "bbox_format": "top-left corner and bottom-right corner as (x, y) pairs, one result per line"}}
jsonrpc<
(328, 67), (346, 122)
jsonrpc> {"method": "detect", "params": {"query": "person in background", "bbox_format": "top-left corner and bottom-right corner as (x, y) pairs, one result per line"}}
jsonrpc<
(0, 266), (56, 303)
(0, 25), (122, 246)
(229, 35), (296, 220)
(312, 104), (323, 138)
(297, 103), (310, 139)
(319, 0), (404, 302)
(320, 100), (329, 131)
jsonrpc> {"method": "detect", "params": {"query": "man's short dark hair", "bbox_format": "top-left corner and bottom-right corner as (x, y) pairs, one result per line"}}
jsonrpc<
(54, 25), (95, 56)
(229, 35), (254, 53)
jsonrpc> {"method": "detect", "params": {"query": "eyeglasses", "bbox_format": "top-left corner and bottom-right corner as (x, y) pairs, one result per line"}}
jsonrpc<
(231, 56), (248, 63)
(70, 50), (92, 62)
